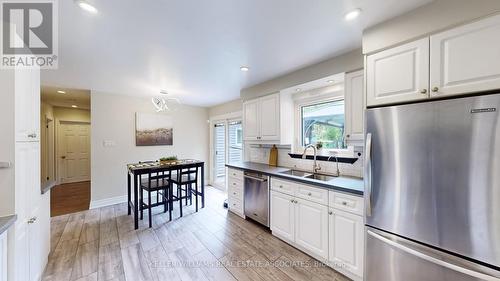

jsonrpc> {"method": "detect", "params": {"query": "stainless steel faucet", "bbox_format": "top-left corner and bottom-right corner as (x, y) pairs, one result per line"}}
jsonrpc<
(302, 144), (321, 173)
(328, 152), (340, 177)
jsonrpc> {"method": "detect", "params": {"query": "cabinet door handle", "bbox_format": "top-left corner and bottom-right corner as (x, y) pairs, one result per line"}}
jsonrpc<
(28, 133), (37, 138)
(329, 211), (333, 215)
(420, 89), (427, 94)
(432, 87), (439, 92)
(342, 201), (348, 206)
(0, 162), (11, 169)
(307, 192), (312, 196)
(27, 217), (37, 224)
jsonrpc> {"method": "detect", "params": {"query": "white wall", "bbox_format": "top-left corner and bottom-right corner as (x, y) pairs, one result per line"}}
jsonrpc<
(240, 48), (363, 100)
(363, 0), (500, 54)
(53, 107), (90, 123)
(90, 92), (209, 205)
(0, 70), (15, 216)
(208, 98), (242, 118)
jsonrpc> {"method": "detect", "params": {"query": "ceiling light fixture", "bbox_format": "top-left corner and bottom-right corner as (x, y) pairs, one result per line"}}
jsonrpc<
(295, 88), (301, 92)
(152, 91), (181, 112)
(240, 66), (250, 72)
(57, 90), (66, 94)
(76, 0), (98, 14)
(71, 105), (78, 108)
(327, 80), (335, 84)
(344, 8), (361, 21)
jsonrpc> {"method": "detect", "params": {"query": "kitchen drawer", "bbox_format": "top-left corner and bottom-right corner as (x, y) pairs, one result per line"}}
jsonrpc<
(227, 168), (243, 179)
(329, 191), (364, 216)
(228, 185), (244, 201)
(271, 178), (296, 196)
(296, 184), (328, 206)
(228, 197), (244, 216)
(228, 176), (243, 189)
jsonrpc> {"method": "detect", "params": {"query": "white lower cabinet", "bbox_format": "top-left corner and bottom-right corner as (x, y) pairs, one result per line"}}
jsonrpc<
(1, 232), (7, 281)
(329, 208), (364, 280)
(227, 168), (245, 218)
(270, 177), (364, 280)
(14, 142), (49, 281)
(294, 198), (329, 260)
(270, 191), (295, 243)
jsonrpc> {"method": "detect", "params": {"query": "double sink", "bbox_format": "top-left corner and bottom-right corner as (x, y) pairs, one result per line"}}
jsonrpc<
(279, 169), (337, 181)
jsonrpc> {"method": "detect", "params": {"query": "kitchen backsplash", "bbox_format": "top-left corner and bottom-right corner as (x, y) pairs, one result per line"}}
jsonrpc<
(245, 145), (364, 178)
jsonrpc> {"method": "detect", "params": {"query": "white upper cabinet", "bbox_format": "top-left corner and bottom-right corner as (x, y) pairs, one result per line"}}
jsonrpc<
(259, 94), (280, 140)
(367, 38), (430, 107)
(15, 68), (40, 142)
(243, 93), (293, 143)
(430, 14), (500, 97)
(344, 70), (365, 142)
(243, 98), (260, 141)
(367, 14), (500, 107)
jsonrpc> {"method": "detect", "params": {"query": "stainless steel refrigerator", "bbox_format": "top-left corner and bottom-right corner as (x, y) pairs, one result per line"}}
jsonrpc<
(364, 93), (500, 281)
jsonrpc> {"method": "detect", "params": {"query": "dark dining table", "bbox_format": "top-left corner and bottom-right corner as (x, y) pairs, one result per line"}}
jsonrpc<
(127, 159), (205, 229)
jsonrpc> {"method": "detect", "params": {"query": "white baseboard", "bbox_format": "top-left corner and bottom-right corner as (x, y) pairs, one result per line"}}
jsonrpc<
(90, 195), (127, 209)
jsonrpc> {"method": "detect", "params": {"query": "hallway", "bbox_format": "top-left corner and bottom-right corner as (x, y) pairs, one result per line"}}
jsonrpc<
(51, 181), (91, 217)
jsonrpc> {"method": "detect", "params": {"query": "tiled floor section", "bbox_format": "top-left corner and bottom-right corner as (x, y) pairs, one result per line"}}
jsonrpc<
(43, 186), (351, 281)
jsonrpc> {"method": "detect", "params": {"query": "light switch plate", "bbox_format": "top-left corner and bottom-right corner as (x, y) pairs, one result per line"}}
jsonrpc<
(103, 140), (116, 147)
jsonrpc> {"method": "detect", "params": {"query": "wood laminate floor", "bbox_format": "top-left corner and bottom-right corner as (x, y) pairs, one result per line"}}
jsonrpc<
(43, 186), (351, 281)
(51, 181), (91, 217)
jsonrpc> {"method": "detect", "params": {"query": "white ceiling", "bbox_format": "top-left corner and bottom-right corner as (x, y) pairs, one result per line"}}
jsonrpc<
(41, 0), (432, 107)
(41, 87), (91, 110)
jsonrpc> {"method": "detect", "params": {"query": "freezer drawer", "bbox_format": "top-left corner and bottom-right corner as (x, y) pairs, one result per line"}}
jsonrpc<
(365, 227), (500, 281)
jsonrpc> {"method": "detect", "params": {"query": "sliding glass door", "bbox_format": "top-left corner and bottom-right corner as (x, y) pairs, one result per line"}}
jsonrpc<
(213, 122), (226, 189)
(212, 119), (243, 190)
(228, 120), (243, 164)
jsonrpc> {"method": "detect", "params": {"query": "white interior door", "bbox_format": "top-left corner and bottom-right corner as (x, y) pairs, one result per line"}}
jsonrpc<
(59, 122), (90, 184)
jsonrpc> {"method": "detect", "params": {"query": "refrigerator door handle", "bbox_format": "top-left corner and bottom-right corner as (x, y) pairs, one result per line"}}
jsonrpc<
(367, 230), (500, 281)
(365, 133), (372, 216)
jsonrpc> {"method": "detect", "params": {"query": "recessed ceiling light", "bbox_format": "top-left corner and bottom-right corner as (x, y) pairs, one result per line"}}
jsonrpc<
(57, 90), (66, 94)
(71, 105), (78, 108)
(240, 66), (250, 72)
(344, 8), (361, 21)
(160, 90), (168, 95)
(76, 0), (98, 14)
(295, 88), (301, 92)
(327, 80), (335, 84)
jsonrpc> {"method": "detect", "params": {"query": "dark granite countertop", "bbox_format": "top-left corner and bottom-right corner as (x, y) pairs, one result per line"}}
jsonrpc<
(0, 215), (17, 236)
(226, 162), (364, 196)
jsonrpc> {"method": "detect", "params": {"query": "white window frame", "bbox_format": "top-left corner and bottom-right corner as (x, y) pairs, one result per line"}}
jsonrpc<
(294, 92), (354, 158)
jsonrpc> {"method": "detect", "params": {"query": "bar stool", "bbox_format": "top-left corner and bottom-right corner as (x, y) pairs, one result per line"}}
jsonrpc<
(170, 165), (199, 217)
(140, 170), (172, 227)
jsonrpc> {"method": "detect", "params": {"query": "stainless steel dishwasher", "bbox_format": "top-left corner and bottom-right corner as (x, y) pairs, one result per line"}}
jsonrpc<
(243, 171), (269, 227)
